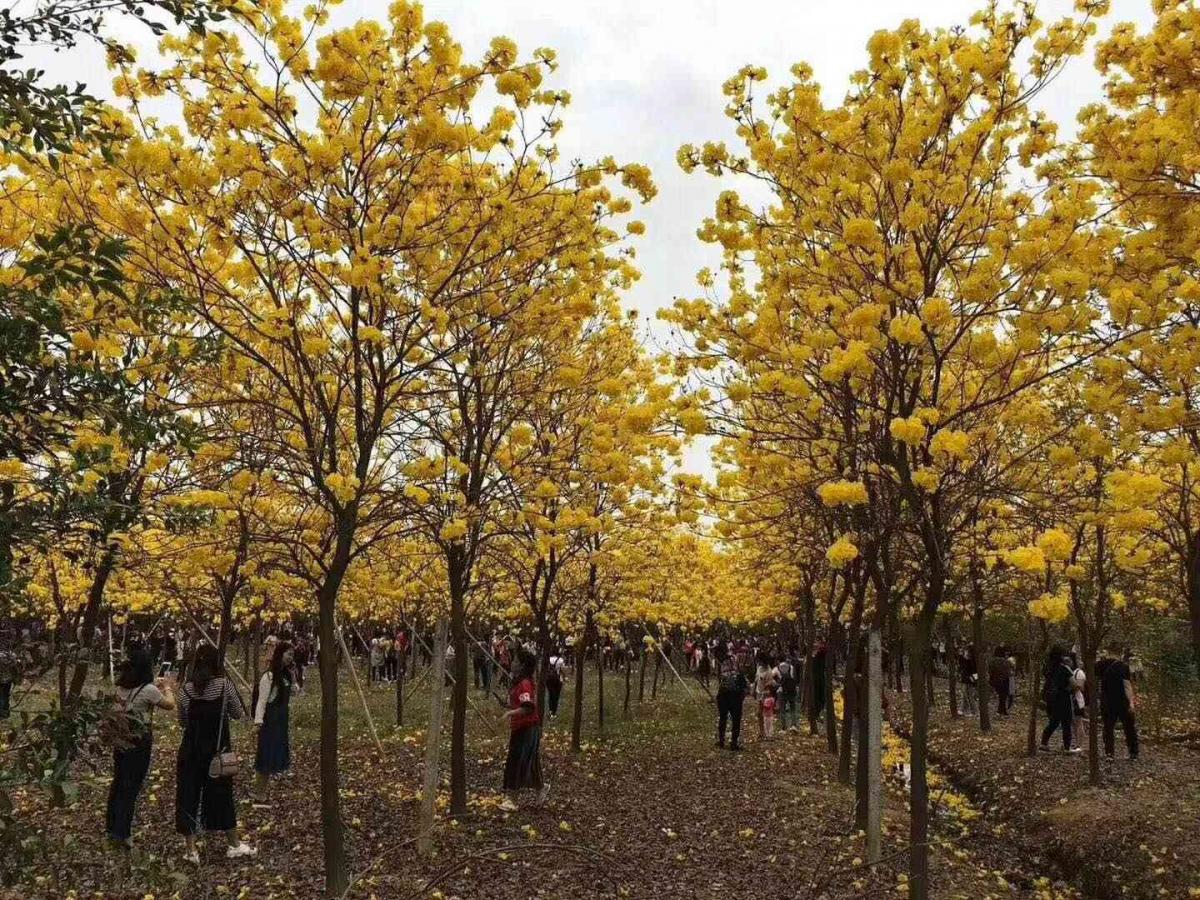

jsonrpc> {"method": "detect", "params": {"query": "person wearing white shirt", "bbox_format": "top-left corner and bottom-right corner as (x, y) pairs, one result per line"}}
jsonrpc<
(254, 641), (294, 793)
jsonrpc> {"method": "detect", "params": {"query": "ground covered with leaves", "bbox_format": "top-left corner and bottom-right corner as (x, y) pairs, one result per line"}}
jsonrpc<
(3, 670), (1149, 899)
(890, 681), (1200, 900)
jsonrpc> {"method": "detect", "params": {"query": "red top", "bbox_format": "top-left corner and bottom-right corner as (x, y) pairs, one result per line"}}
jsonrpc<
(509, 677), (540, 731)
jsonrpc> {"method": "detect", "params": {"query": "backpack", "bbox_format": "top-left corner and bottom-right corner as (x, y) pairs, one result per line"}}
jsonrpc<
(719, 670), (743, 693)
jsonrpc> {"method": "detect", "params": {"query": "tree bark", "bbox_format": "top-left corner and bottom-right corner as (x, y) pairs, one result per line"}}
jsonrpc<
(596, 630), (605, 733)
(622, 630), (633, 716)
(908, 611), (935, 900)
(571, 615), (590, 752)
(825, 627), (839, 754)
(316, 526), (353, 898)
(417, 621), (448, 857)
(637, 640), (647, 703)
(1188, 533), (1200, 675)
(972, 605), (991, 733)
(1027, 622), (1045, 757)
(66, 547), (117, 704)
(448, 566), (469, 816)
(946, 620), (959, 719)
(839, 584), (865, 784)
(396, 637), (405, 728)
(1084, 645), (1100, 786)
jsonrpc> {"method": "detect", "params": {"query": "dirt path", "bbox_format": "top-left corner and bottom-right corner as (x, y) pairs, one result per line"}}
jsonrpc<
(8, 676), (1093, 899)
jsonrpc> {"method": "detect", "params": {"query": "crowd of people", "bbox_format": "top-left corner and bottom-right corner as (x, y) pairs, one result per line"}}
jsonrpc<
(0, 616), (1150, 868)
(1039, 644), (1140, 759)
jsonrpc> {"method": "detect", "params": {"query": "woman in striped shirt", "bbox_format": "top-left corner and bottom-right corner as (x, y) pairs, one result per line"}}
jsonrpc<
(175, 643), (256, 864)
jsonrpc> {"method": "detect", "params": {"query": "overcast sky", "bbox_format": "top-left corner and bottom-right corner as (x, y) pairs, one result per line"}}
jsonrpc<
(30, 0), (1158, 471)
(378, 0), (1155, 325)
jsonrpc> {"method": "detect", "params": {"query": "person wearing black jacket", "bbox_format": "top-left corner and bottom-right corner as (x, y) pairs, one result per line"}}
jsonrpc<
(1040, 645), (1080, 753)
(1098, 647), (1139, 760)
(715, 646), (748, 751)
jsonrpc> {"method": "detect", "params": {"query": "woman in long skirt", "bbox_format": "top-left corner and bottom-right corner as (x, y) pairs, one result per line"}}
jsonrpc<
(107, 647), (174, 849)
(175, 644), (256, 863)
(500, 650), (548, 810)
(254, 641), (294, 792)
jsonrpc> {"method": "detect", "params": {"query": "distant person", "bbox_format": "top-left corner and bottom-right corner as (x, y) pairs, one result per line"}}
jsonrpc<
(254, 641), (294, 791)
(1039, 645), (1079, 754)
(1098, 646), (1138, 761)
(696, 645), (712, 692)
(778, 650), (799, 732)
(106, 647), (175, 849)
(545, 652), (564, 719)
(715, 645), (748, 751)
(1070, 654), (1087, 747)
(380, 634), (395, 682)
(989, 649), (1014, 716)
(369, 636), (384, 685)
(754, 653), (778, 740)
(500, 650), (549, 810)
(812, 639), (828, 720)
(176, 644), (255, 863)
(958, 648), (978, 715)
(761, 691), (777, 739)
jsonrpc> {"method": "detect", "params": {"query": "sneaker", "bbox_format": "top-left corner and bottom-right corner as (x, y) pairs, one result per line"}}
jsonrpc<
(498, 798), (518, 812)
(226, 842), (257, 859)
(1065, 747), (1082, 754)
(537, 782), (551, 804)
(182, 849), (201, 866)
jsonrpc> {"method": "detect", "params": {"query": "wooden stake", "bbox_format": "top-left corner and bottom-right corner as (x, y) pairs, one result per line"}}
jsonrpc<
(336, 618), (385, 756)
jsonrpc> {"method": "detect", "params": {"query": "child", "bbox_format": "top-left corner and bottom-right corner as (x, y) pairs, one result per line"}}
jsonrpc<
(761, 694), (777, 740)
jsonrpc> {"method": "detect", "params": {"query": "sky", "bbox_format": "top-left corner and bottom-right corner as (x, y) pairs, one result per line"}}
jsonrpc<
(362, 0), (1155, 326)
(25, 0), (1159, 472)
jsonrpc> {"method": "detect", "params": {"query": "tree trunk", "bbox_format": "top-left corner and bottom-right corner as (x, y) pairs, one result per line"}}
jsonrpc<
(637, 641), (647, 703)
(908, 611), (936, 900)
(417, 621), (448, 857)
(65, 547), (116, 704)
(973, 605), (991, 733)
(1027, 623), (1044, 757)
(651, 651), (661, 699)
(1084, 645), (1100, 786)
(825, 628), (838, 755)
(571, 615), (590, 752)
(216, 588), (235, 666)
(854, 662), (869, 828)
(596, 631), (605, 733)
(396, 639), (405, 728)
(448, 569), (469, 816)
(946, 621), (959, 719)
(623, 630), (633, 716)
(839, 588), (865, 784)
(316, 547), (351, 898)
(250, 616), (262, 691)
(1188, 534), (1200, 675)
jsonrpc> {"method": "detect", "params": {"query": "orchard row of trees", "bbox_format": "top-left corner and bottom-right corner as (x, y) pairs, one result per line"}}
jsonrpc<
(4, 1), (1200, 899)
(664, 1), (1200, 897)
(0, 0), (748, 893)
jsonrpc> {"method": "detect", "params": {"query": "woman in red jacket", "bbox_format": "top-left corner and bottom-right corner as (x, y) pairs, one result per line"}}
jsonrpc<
(500, 650), (549, 810)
